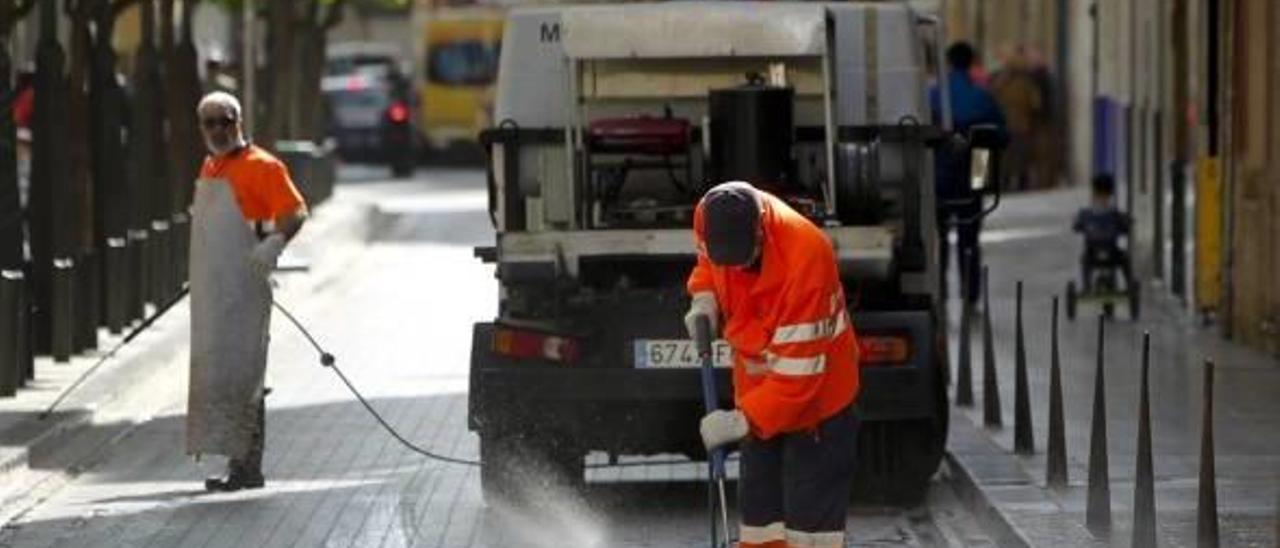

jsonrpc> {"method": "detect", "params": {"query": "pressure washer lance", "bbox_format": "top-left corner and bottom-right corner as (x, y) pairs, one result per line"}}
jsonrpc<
(40, 284), (192, 420)
(694, 315), (732, 548)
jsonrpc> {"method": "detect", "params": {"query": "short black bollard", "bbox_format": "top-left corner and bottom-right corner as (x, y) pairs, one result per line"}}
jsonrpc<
(1046, 296), (1068, 488)
(0, 270), (21, 396)
(16, 270), (31, 382)
(128, 228), (149, 318)
(173, 212), (190, 288)
(1133, 332), (1157, 548)
(1197, 359), (1219, 548)
(1086, 315), (1111, 535)
(956, 248), (974, 407)
(104, 237), (128, 334)
(1013, 281), (1034, 454)
(982, 266), (1002, 428)
(150, 219), (171, 307)
(51, 257), (76, 363)
(74, 250), (98, 352)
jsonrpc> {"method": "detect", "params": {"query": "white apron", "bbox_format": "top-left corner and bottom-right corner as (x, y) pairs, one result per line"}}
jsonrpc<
(187, 178), (271, 459)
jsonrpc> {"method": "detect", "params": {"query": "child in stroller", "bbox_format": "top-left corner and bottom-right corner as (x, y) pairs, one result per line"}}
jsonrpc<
(1068, 174), (1138, 319)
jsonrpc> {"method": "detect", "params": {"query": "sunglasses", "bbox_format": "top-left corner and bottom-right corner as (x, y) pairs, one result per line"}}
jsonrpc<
(201, 117), (236, 130)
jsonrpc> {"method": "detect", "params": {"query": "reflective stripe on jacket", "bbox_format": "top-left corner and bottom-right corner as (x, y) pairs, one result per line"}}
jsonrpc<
(687, 190), (860, 440)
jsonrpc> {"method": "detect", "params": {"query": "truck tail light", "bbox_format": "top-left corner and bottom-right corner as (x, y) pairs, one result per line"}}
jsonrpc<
(493, 327), (579, 364)
(858, 334), (911, 366)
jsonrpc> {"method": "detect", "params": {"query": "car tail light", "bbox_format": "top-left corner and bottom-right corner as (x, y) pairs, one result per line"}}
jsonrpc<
(492, 327), (579, 364)
(345, 74), (368, 92)
(388, 102), (409, 124)
(858, 334), (911, 366)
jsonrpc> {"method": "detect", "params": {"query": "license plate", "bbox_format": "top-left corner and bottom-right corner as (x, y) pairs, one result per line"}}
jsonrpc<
(634, 340), (733, 369)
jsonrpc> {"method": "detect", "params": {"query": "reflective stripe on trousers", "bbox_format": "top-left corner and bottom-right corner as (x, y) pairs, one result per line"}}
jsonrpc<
(738, 406), (860, 548)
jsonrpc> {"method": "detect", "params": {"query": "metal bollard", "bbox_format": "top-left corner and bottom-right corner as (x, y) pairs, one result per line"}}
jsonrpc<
(1197, 360), (1219, 548)
(173, 212), (190, 288)
(128, 228), (149, 319)
(150, 219), (171, 306)
(0, 270), (21, 396)
(74, 251), (98, 352)
(1133, 332), (1157, 548)
(956, 248), (974, 407)
(981, 266), (1002, 428)
(1046, 296), (1068, 488)
(16, 271), (31, 383)
(51, 257), (76, 363)
(1086, 315), (1111, 535)
(104, 237), (128, 334)
(1013, 281), (1034, 454)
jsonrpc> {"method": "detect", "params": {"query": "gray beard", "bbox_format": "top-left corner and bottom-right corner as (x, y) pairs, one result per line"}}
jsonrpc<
(206, 137), (246, 156)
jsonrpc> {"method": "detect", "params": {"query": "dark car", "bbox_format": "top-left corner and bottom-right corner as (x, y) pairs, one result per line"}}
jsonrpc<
(323, 45), (417, 175)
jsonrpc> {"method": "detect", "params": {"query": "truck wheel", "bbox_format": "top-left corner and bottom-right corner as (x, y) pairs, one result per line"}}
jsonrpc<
(480, 431), (583, 507)
(1066, 282), (1078, 321)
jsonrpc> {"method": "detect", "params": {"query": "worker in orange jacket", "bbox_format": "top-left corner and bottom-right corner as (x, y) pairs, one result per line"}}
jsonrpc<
(685, 182), (861, 548)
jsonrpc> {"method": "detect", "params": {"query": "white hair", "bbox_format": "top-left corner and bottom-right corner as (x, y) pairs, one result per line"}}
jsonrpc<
(197, 91), (242, 120)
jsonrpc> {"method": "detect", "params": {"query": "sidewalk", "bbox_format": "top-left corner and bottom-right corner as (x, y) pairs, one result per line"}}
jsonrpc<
(0, 192), (375, 526)
(944, 186), (1280, 547)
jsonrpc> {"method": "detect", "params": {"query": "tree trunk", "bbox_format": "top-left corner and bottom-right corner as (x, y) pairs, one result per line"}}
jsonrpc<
(0, 3), (22, 269)
(90, 0), (124, 239)
(165, 0), (199, 210)
(260, 0), (297, 147)
(294, 21), (325, 142)
(68, 1), (95, 254)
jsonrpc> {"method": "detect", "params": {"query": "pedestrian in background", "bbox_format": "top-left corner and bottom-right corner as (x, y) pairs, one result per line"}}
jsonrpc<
(188, 91), (307, 492)
(929, 42), (1007, 305)
(989, 45), (1044, 191)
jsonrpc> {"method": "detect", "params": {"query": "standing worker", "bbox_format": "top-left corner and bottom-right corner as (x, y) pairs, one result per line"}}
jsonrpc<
(685, 181), (861, 548)
(930, 42), (1007, 305)
(189, 91), (307, 491)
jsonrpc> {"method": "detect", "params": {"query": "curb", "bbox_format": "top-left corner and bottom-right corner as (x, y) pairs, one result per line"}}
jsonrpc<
(945, 413), (1104, 548)
(945, 451), (1032, 548)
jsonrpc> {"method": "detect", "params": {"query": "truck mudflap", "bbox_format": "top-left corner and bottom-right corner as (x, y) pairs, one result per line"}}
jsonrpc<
(468, 308), (940, 431)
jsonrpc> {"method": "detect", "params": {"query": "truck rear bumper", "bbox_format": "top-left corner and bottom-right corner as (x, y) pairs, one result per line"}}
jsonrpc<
(469, 309), (940, 439)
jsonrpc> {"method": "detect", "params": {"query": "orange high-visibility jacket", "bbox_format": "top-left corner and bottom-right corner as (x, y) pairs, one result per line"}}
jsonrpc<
(687, 190), (860, 440)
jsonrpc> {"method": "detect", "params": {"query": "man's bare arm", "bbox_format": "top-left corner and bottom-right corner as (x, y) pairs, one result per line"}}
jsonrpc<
(275, 207), (309, 242)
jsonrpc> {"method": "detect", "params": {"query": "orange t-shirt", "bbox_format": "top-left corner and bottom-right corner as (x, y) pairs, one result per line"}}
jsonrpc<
(198, 144), (306, 222)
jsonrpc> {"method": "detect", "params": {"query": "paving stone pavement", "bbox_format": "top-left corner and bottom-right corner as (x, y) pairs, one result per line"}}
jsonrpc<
(943, 186), (1280, 547)
(0, 168), (988, 548)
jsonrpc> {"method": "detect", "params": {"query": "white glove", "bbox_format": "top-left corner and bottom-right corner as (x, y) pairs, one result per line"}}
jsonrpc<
(700, 409), (749, 450)
(249, 234), (286, 280)
(683, 291), (719, 340)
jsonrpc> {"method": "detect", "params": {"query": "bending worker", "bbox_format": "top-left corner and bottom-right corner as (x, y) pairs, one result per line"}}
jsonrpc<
(189, 91), (307, 492)
(685, 181), (861, 548)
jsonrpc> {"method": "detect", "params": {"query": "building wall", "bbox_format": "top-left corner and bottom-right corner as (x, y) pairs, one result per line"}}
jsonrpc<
(1225, 0), (1280, 353)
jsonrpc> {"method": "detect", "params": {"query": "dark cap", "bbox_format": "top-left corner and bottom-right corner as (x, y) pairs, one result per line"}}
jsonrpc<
(701, 181), (761, 266)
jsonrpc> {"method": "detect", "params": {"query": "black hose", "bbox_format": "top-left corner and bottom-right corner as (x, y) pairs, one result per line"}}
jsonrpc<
(39, 285), (192, 420)
(272, 298), (726, 471)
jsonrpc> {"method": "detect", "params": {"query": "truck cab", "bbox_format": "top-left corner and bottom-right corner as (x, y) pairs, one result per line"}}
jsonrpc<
(470, 1), (998, 505)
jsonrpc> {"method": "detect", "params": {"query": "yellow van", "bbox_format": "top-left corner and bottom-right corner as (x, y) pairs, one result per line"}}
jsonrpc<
(420, 8), (504, 151)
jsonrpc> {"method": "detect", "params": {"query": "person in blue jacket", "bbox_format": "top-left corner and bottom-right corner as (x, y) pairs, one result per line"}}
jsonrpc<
(930, 42), (1007, 305)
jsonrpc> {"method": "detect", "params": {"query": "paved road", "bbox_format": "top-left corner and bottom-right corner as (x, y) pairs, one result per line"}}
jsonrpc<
(0, 167), (992, 548)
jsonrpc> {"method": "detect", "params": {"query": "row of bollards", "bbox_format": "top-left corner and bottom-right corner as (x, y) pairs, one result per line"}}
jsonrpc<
(953, 271), (1223, 546)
